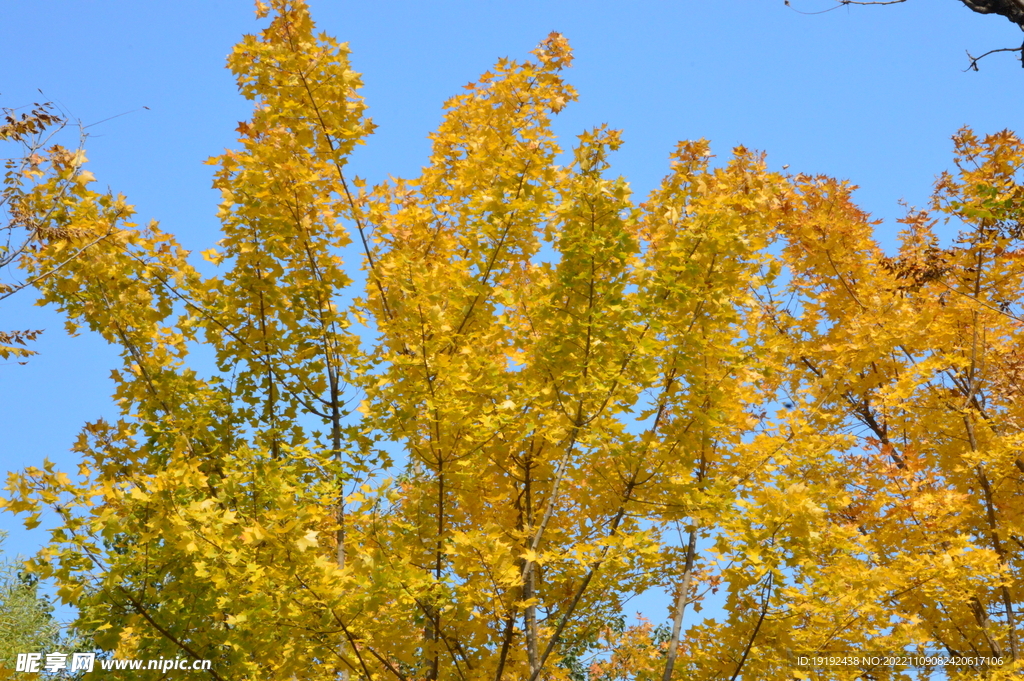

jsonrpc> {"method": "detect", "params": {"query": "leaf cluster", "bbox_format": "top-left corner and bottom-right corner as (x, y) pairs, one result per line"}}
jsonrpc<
(2, 2), (1024, 680)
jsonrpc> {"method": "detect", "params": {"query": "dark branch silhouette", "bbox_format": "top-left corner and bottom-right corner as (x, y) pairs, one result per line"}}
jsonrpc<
(787, 0), (1024, 68)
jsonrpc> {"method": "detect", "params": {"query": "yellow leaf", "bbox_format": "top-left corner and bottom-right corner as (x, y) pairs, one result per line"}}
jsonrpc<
(296, 530), (319, 552)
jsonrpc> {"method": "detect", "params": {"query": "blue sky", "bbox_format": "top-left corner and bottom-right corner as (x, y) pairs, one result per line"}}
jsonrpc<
(2, 0), (1022, 634)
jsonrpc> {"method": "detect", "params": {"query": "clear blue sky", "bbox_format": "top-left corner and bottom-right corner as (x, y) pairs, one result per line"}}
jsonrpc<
(2, 0), (1022, 625)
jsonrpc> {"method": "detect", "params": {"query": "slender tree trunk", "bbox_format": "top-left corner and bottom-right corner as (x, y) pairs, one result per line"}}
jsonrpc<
(525, 583), (538, 675)
(524, 459), (539, 675)
(662, 528), (698, 681)
(330, 372), (350, 680)
(426, 464), (444, 680)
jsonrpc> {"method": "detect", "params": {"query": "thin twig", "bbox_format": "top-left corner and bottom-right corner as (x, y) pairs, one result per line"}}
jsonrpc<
(965, 45), (1024, 71)
(784, 0), (906, 15)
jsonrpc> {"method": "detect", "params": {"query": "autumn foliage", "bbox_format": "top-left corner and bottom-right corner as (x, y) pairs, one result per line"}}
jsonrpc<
(3, 1), (1023, 679)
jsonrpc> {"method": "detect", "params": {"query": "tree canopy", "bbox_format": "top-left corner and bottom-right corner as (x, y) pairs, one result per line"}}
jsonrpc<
(2, 1), (1023, 679)
(0, 531), (86, 679)
(1, 104), (73, 362)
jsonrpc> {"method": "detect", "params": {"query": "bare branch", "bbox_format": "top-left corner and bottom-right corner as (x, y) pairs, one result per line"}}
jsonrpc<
(788, 0), (1024, 68)
(965, 44), (1024, 70)
(784, 0), (906, 16)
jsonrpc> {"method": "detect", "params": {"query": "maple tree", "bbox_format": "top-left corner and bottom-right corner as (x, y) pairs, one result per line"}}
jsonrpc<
(2, 1), (1023, 679)
(0, 103), (91, 362)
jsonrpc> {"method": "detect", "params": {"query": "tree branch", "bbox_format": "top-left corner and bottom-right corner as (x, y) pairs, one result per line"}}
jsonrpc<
(965, 44), (1024, 70)
(788, 0), (1024, 68)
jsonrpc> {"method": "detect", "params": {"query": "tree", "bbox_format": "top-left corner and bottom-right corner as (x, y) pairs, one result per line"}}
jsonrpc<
(787, 0), (1024, 69)
(1, 103), (111, 362)
(2, 1), (1022, 679)
(0, 531), (86, 679)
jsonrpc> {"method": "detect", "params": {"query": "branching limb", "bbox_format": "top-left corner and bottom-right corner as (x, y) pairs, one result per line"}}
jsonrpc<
(728, 570), (774, 681)
(783, 0), (906, 16)
(787, 0), (1024, 68)
(965, 43), (1024, 70)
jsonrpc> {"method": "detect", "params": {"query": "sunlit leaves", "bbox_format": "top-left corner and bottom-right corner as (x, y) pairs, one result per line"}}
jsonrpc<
(2, 1), (1023, 679)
